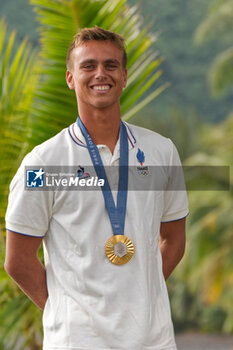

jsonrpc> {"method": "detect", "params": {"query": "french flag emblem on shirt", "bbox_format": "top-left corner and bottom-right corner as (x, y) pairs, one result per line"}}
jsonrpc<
(137, 148), (145, 166)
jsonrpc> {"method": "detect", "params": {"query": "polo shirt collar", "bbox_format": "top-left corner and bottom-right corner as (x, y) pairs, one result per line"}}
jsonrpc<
(69, 120), (136, 151)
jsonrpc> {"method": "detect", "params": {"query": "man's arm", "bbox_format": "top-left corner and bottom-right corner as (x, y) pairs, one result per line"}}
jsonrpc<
(4, 230), (48, 310)
(159, 218), (186, 280)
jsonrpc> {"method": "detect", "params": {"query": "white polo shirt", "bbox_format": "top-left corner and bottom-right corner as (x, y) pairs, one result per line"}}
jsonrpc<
(6, 121), (188, 350)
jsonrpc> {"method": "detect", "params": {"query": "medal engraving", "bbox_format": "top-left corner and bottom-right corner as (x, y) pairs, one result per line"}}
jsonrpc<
(105, 235), (134, 265)
(114, 242), (128, 257)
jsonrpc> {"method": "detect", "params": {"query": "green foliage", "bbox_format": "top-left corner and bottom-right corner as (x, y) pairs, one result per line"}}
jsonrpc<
(131, 106), (201, 161)
(0, 0), (38, 45)
(0, 17), (41, 350)
(127, 0), (232, 122)
(199, 306), (227, 333)
(194, 0), (233, 96)
(194, 0), (233, 44)
(171, 114), (233, 333)
(0, 293), (42, 350)
(0, 18), (39, 233)
(209, 47), (233, 95)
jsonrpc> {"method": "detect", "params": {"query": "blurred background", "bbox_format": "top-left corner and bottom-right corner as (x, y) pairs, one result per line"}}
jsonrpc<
(0, 0), (232, 349)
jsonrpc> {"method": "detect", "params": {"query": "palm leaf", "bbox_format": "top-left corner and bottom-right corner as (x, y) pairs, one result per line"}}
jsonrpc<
(0, 293), (42, 350)
(0, 18), (41, 349)
(194, 0), (233, 96)
(0, 18), (39, 233)
(194, 0), (233, 45)
(208, 46), (233, 95)
(174, 114), (233, 333)
(29, 0), (165, 146)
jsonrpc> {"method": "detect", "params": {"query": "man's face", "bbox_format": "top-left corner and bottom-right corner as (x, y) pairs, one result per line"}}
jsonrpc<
(66, 40), (127, 110)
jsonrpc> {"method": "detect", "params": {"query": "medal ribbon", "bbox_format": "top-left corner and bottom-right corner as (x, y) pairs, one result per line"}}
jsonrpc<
(77, 117), (128, 236)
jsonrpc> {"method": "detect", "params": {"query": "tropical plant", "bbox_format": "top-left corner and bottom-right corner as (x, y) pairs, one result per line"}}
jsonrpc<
(0, 17), (41, 350)
(0, 18), (38, 231)
(131, 106), (201, 161)
(0, 0), (167, 348)
(0, 16), (41, 347)
(170, 114), (233, 333)
(194, 0), (233, 96)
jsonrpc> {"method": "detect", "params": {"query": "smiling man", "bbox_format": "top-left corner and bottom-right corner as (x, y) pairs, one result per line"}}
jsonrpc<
(66, 31), (128, 153)
(5, 27), (188, 350)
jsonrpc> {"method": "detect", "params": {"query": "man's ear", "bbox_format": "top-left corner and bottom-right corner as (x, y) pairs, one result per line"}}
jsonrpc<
(66, 70), (75, 90)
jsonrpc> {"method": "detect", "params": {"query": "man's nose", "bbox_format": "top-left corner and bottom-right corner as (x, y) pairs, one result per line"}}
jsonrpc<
(95, 65), (106, 79)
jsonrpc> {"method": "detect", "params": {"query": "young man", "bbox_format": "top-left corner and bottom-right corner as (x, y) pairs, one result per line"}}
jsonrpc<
(5, 27), (188, 350)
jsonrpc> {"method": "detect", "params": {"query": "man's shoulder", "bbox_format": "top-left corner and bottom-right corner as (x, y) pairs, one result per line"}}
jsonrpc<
(125, 122), (177, 164)
(34, 127), (68, 149)
(26, 126), (70, 165)
(125, 122), (171, 146)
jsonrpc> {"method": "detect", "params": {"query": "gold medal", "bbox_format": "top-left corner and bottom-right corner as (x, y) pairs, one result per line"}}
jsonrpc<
(105, 235), (134, 265)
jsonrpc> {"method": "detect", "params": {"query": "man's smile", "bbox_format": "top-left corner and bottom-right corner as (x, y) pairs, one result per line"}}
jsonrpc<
(90, 84), (112, 92)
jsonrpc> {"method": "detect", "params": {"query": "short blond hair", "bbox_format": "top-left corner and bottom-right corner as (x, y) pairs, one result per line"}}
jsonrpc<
(66, 26), (127, 70)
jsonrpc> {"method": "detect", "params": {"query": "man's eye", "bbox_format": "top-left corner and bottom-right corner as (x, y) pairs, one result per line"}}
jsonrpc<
(83, 65), (94, 69)
(107, 64), (117, 69)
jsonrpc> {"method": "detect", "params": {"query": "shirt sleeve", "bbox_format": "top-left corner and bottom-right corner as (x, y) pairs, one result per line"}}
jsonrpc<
(161, 140), (189, 222)
(5, 150), (54, 237)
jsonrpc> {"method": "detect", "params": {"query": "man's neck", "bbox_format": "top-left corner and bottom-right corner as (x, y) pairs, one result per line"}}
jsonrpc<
(78, 105), (121, 154)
